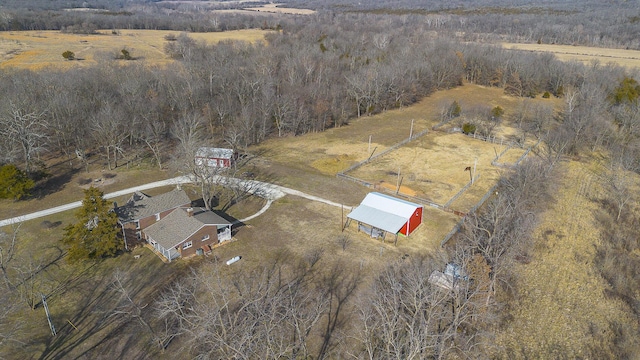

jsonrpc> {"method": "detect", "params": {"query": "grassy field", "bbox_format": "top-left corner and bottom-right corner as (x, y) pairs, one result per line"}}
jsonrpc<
(502, 43), (640, 69)
(0, 159), (169, 221)
(494, 160), (639, 358)
(254, 84), (560, 216)
(243, 3), (316, 15)
(0, 29), (272, 70)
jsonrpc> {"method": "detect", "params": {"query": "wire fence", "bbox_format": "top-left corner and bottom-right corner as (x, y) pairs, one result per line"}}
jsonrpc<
(339, 128), (430, 174)
(444, 174), (481, 208)
(466, 131), (524, 148)
(439, 140), (540, 247)
(336, 172), (464, 215)
(336, 125), (541, 248)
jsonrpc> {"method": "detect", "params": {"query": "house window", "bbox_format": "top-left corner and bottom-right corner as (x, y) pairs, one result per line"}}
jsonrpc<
(134, 220), (140, 229)
(202, 234), (210, 241)
(182, 241), (193, 250)
(155, 213), (161, 221)
(136, 231), (141, 240)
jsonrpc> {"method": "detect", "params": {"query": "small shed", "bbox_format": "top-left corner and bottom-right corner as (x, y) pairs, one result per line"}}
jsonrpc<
(345, 192), (423, 244)
(195, 147), (235, 168)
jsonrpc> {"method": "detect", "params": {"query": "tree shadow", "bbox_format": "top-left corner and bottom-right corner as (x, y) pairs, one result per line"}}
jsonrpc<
(32, 167), (80, 199)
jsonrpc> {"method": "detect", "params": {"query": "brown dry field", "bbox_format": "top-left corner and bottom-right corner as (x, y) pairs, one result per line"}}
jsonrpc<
(0, 29), (272, 70)
(494, 160), (640, 357)
(502, 42), (640, 69)
(348, 133), (521, 211)
(243, 3), (316, 15)
(255, 84), (561, 215)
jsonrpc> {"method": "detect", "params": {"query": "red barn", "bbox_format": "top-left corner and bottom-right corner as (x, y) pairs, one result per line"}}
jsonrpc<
(195, 147), (235, 168)
(346, 192), (423, 244)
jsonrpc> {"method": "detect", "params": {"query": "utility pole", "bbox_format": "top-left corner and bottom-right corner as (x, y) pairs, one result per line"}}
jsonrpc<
(409, 119), (414, 139)
(368, 135), (372, 154)
(472, 158), (477, 185)
(42, 294), (56, 336)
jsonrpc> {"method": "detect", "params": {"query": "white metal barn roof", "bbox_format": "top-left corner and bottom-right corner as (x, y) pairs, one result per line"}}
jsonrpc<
(347, 192), (422, 234)
(195, 147), (234, 159)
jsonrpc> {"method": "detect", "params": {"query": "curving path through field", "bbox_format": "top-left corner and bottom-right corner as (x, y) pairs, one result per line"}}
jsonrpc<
(0, 175), (348, 228)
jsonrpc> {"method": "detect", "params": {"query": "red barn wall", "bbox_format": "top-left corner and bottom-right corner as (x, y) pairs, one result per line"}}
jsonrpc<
(398, 207), (423, 236)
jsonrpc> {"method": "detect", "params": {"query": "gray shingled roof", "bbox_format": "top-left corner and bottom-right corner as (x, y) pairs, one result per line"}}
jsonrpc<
(115, 189), (191, 223)
(143, 207), (231, 250)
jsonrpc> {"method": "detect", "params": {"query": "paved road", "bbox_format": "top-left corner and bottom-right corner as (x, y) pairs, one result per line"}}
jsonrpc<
(0, 175), (349, 227)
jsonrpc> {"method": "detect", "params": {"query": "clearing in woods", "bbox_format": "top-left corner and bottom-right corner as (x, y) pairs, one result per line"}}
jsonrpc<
(494, 160), (639, 358)
(0, 29), (272, 70)
(256, 84), (561, 214)
(502, 43), (640, 70)
(254, 83), (563, 246)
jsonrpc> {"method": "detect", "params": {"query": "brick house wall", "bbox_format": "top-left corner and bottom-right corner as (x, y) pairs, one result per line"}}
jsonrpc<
(177, 225), (219, 258)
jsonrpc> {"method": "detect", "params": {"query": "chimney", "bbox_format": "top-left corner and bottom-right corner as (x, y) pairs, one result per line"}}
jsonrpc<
(186, 207), (194, 217)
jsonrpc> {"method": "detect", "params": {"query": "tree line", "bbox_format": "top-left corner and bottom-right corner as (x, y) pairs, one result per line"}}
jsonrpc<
(3, 0), (640, 49)
(2, 12), (621, 178)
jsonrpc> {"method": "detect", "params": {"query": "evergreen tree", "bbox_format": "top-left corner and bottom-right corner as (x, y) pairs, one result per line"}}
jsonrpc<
(61, 187), (120, 262)
(0, 164), (34, 200)
(611, 76), (640, 105)
(448, 100), (462, 118)
(62, 50), (75, 60)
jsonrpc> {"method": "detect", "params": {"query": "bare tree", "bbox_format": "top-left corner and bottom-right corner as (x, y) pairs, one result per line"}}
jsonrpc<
(0, 223), (20, 291)
(91, 101), (128, 170)
(0, 104), (48, 174)
(139, 115), (168, 170)
(154, 250), (358, 359)
(604, 156), (633, 222)
(171, 111), (221, 210)
(354, 254), (489, 360)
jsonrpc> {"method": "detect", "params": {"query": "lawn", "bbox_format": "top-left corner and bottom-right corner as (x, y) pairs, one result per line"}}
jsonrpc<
(0, 158), (169, 221)
(0, 206), (185, 359)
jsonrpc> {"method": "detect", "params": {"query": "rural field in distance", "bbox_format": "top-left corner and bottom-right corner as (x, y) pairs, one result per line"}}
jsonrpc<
(3, 28), (639, 71)
(502, 42), (640, 69)
(0, 29), (271, 70)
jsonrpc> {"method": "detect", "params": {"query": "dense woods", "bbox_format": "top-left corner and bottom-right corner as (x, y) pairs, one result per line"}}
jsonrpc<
(2, 0), (640, 358)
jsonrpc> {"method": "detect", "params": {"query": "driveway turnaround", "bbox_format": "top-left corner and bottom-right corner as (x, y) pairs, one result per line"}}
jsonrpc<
(0, 176), (349, 227)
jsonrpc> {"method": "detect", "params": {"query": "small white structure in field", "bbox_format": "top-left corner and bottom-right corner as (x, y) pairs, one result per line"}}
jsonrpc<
(226, 256), (241, 265)
(195, 147), (235, 168)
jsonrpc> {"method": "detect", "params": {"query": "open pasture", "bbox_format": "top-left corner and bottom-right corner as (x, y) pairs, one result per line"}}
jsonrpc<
(255, 84), (550, 215)
(256, 84), (529, 175)
(502, 42), (640, 69)
(348, 132), (524, 212)
(0, 29), (271, 70)
(243, 3), (316, 15)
